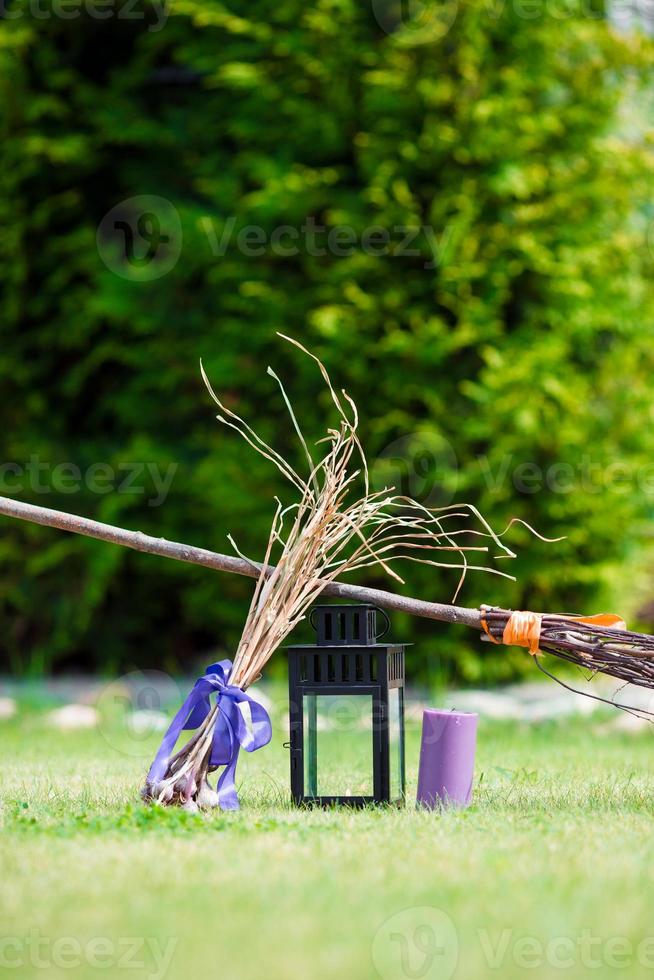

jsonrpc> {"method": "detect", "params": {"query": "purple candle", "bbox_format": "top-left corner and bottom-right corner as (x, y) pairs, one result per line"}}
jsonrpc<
(416, 709), (478, 809)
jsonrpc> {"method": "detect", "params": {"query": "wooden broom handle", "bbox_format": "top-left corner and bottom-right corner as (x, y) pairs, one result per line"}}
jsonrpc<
(0, 495), (482, 630)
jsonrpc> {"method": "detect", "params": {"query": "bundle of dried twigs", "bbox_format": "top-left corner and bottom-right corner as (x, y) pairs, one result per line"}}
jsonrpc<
(482, 606), (654, 692)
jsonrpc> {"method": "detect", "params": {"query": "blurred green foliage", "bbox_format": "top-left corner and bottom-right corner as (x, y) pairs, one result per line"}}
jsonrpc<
(1, 0), (654, 682)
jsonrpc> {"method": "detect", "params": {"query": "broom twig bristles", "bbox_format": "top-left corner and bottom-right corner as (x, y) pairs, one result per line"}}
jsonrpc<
(483, 606), (654, 719)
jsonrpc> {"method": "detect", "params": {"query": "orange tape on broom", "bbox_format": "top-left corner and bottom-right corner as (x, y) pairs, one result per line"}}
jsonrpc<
(481, 609), (626, 657)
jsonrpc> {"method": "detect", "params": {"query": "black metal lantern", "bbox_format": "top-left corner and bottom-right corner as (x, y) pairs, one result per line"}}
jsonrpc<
(287, 604), (406, 807)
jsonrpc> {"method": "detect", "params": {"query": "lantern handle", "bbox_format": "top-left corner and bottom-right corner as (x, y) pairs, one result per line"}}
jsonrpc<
(375, 606), (390, 640)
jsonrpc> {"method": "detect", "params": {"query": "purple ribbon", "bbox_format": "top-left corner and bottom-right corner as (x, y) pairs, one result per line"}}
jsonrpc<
(147, 660), (272, 810)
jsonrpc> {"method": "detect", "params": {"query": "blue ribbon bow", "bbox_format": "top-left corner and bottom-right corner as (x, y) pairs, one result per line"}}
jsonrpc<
(147, 660), (272, 810)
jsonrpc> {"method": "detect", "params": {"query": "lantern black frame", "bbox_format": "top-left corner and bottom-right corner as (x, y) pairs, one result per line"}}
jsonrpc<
(287, 604), (406, 807)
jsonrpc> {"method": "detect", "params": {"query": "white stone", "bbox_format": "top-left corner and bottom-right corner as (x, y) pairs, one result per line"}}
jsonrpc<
(404, 701), (430, 723)
(442, 690), (523, 720)
(609, 684), (654, 714)
(129, 709), (169, 735)
(48, 704), (99, 730)
(601, 712), (652, 734)
(0, 697), (17, 720)
(279, 709), (330, 731)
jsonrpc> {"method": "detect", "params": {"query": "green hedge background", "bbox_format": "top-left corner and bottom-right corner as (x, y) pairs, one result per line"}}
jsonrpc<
(2, 0), (654, 683)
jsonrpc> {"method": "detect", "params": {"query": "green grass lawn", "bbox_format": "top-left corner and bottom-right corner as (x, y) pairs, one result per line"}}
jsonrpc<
(1, 696), (654, 980)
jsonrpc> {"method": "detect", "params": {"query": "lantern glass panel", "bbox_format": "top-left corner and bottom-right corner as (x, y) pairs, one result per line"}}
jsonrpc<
(302, 693), (374, 797)
(389, 687), (404, 801)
